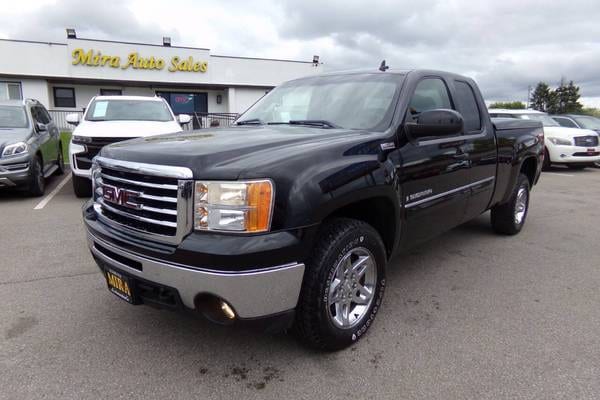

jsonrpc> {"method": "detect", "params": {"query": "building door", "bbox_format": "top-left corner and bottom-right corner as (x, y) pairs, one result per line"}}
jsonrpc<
(157, 92), (208, 129)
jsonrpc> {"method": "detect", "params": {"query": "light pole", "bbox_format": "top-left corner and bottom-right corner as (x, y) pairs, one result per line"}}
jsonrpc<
(526, 85), (532, 109)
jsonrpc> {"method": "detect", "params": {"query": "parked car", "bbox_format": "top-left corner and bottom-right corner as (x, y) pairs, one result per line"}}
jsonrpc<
(0, 99), (64, 196)
(67, 96), (191, 197)
(551, 114), (600, 134)
(83, 69), (543, 351)
(489, 109), (600, 170)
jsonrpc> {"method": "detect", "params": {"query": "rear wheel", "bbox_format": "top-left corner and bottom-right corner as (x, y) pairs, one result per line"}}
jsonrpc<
(491, 173), (530, 235)
(28, 155), (45, 197)
(294, 218), (387, 351)
(72, 174), (92, 198)
(55, 145), (65, 175)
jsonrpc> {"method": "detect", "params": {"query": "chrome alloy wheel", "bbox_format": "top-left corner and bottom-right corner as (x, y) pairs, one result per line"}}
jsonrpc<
(514, 187), (528, 225)
(327, 247), (377, 329)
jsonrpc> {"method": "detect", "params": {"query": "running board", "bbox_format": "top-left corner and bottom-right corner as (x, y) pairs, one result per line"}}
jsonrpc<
(44, 164), (59, 178)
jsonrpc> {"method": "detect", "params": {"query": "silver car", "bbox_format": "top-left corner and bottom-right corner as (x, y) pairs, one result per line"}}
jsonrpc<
(0, 99), (64, 196)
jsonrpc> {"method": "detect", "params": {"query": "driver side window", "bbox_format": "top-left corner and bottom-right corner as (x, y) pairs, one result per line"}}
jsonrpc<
(407, 78), (453, 119)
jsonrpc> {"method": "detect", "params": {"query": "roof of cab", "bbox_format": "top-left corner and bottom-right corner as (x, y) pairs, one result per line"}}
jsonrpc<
(92, 95), (165, 101)
(489, 109), (546, 115)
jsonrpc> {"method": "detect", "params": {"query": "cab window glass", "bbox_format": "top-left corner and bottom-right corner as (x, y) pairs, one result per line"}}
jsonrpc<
(408, 78), (453, 117)
(454, 80), (481, 132)
(554, 117), (577, 128)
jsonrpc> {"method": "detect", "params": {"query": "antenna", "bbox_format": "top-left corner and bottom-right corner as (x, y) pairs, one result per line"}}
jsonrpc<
(379, 60), (389, 72)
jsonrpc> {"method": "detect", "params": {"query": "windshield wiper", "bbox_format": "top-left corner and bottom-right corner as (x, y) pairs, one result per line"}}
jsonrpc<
(236, 118), (263, 125)
(288, 120), (339, 129)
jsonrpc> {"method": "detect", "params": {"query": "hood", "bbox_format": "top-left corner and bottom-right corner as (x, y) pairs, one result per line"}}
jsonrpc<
(73, 120), (182, 138)
(544, 126), (598, 139)
(0, 128), (32, 150)
(101, 125), (378, 180)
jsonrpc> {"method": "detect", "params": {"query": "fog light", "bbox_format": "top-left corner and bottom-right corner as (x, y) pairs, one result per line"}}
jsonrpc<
(221, 301), (236, 320)
(560, 154), (567, 158)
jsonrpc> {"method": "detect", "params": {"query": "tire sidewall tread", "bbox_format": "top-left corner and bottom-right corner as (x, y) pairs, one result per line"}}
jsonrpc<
(295, 218), (386, 351)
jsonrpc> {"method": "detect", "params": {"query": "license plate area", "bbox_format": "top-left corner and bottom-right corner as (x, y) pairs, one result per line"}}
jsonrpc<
(105, 269), (135, 304)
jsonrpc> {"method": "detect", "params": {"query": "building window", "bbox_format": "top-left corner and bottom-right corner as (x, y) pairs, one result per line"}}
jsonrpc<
(53, 87), (76, 108)
(100, 89), (122, 96)
(0, 81), (22, 100)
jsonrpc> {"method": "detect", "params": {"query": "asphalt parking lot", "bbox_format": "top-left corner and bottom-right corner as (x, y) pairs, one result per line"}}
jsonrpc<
(1, 167), (599, 400)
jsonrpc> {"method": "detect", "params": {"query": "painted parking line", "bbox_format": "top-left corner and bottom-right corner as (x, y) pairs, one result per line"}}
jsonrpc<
(543, 172), (575, 177)
(33, 173), (72, 210)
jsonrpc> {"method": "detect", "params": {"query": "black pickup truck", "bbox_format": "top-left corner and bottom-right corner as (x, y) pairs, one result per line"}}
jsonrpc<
(83, 69), (543, 350)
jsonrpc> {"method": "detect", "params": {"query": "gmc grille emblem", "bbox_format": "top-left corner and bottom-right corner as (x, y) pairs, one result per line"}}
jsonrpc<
(102, 184), (142, 210)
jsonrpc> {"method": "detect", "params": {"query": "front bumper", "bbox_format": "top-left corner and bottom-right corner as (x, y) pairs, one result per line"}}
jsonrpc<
(87, 229), (305, 320)
(69, 142), (91, 178)
(546, 144), (600, 164)
(0, 154), (31, 187)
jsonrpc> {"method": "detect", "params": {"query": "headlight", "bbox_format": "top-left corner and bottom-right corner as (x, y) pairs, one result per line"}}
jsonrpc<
(194, 180), (274, 233)
(72, 135), (92, 144)
(548, 137), (572, 146)
(1, 142), (29, 157)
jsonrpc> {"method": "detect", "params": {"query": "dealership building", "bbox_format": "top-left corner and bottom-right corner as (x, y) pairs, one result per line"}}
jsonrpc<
(0, 31), (322, 128)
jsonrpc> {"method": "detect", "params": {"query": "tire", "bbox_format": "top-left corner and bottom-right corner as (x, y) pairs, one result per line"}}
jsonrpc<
(72, 174), (92, 198)
(542, 148), (551, 171)
(491, 173), (530, 235)
(28, 155), (45, 197)
(294, 218), (387, 351)
(55, 145), (65, 175)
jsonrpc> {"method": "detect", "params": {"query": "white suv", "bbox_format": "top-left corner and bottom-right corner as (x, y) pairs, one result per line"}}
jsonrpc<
(489, 109), (600, 170)
(67, 96), (191, 197)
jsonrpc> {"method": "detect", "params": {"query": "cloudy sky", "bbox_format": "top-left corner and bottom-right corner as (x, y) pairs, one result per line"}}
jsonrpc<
(2, 0), (600, 106)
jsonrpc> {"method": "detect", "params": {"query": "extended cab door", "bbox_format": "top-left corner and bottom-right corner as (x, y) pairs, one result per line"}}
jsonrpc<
(398, 76), (472, 248)
(449, 79), (497, 221)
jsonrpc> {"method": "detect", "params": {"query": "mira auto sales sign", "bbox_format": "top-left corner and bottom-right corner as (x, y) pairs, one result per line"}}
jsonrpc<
(71, 48), (208, 73)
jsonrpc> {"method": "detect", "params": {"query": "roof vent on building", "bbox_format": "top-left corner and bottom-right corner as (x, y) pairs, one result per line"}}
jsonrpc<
(66, 28), (77, 39)
(163, 37), (171, 47)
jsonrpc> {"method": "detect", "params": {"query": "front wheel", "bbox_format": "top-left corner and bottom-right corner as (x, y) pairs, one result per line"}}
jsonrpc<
(542, 148), (551, 170)
(72, 174), (92, 198)
(294, 218), (387, 351)
(491, 173), (530, 235)
(28, 155), (45, 197)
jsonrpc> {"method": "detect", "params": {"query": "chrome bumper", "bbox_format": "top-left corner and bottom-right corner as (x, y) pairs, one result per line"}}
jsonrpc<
(87, 231), (305, 319)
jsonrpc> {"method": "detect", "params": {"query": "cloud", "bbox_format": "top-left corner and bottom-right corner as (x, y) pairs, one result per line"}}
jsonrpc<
(1, 0), (600, 105)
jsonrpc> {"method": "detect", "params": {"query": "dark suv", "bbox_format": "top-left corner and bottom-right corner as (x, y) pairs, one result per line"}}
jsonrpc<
(0, 99), (64, 196)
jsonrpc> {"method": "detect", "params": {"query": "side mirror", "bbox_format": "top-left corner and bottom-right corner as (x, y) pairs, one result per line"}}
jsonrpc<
(36, 122), (47, 132)
(66, 113), (81, 126)
(405, 109), (464, 139)
(177, 114), (192, 124)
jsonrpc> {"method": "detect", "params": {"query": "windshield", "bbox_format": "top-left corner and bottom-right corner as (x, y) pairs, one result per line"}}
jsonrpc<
(238, 74), (402, 131)
(516, 114), (559, 127)
(0, 105), (28, 129)
(574, 116), (600, 130)
(85, 99), (173, 122)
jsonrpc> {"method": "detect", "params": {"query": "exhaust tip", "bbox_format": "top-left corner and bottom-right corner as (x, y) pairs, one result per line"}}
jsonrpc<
(195, 294), (237, 324)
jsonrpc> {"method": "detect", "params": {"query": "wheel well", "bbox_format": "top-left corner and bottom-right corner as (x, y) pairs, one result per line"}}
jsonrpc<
(520, 157), (537, 186)
(326, 197), (396, 257)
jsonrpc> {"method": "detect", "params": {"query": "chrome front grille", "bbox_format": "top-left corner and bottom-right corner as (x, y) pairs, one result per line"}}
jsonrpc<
(574, 136), (599, 147)
(92, 156), (194, 245)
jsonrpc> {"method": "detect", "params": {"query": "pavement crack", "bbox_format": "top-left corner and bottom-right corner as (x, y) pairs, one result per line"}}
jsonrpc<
(0, 271), (101, 286)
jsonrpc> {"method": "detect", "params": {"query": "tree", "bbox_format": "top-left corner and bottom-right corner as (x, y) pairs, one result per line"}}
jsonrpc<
(530, 82), (555, 112)
(489, 101), (526, 109)
(548, 79), (583, 114)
